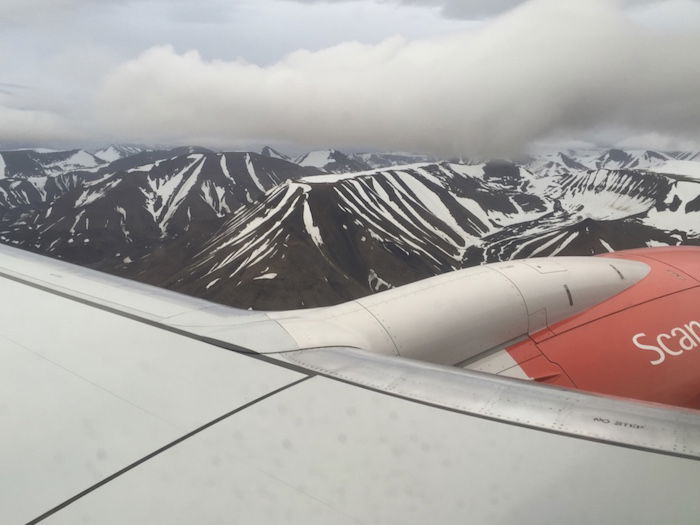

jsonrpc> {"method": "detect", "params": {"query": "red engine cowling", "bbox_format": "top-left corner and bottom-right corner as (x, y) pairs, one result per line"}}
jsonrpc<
(508, 246), (700, 410)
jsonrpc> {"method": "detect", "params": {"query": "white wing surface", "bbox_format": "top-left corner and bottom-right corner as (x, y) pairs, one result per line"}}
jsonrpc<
(0, 244), (698, 524)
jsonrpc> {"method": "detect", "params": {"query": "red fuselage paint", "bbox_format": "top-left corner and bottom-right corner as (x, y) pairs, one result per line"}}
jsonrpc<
(507, 246), (700, 410)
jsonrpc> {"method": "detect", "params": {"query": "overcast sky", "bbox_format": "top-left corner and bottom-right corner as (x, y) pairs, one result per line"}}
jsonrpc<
(2, 0), (700, 155)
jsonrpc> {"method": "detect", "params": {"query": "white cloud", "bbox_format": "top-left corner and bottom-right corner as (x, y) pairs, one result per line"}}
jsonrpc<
(629, 0), (700, 30)
(94, 0), (700, 156)
(616, 133), (700, 151)
(0, 104), (79, 146)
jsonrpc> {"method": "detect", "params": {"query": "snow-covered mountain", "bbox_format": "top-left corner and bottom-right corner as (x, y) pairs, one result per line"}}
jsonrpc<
(1, 145), (698, 309)
(294, 149), (371, 173)
(482, 165), (698, 261)
(551, 169), (673, 219)
(261, 146), (292, 162)
(133, 162), (548, 308)
(129, 159), (699, 309)
(0, 171), (95, 212)
(93, 145), (149, 163)
(527, 149), (673, 175)
(526, 152), (591, 177)
(481, 216), (685, 263)
(0, 146), (217, 216)
(650, 160), (700, 180)
(591, 149), (670, 171)
(0, 149), (109, 218)
(266, 147), (432, 171)
(668, 151), (700, 162)
(353, 152), (434, 169)
(0, 151), (321, 266)
(0, 149), (105, 179)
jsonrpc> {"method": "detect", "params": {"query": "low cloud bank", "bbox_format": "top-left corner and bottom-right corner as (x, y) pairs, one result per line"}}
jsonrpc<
(96, 0), (700, 156)
(5, 0), (700, 155)
(0, 105), (78, 147)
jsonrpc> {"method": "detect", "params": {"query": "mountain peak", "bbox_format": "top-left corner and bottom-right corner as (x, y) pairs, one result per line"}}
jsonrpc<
(94, 145), (149, 163)
(261, 146), (291, 161)
(294, 149), (371, 173)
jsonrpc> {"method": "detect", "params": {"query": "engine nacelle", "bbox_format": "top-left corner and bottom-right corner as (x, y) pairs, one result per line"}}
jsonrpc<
(500, 247), (700, 409)
(271, 254), (650, 366)
(260, 247), (699, 409)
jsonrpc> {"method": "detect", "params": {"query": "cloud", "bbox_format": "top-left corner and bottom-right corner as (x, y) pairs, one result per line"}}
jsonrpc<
(0, 0), (93, 23)
(285, 0), (669, 19)
(0, 0), (672, 25)
(94, 0), (700, 156)
(0, 83), (81, 146)
(0, 105), (79, 146)
(615, 132), (700, 151)
(287, 0), (528, 19)
(0, 0), (247, 26)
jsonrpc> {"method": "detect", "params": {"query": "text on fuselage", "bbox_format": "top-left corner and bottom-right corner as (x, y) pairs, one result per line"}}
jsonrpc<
(633, 320), (700, 365)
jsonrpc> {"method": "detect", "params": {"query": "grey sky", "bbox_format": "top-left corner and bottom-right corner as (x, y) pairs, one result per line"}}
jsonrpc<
(281, 0), (665, 19)
(289, 0), (534, 18)
(1, 0), (700, 154)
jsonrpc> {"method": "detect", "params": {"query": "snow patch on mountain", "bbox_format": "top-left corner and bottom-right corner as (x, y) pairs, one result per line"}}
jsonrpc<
(354, 152), (432, 169)
(300, 162), (435, 184)
(302, 198), (324, 247)
(158, 156), (204, 231)
(295, 150), (336, 168)
(294, 149), (371, 174)
(527, 152), (590, 177)
(245, 153), (265, 192)
(43, 150), (104, 175)
(642, 177), (700, 234)
(142, 158), (199, 224)
(254, 272), (278, 280)
(591, 149), (670, 171)
(75, 178), (121, 208)
(95, 146), (123, 163)
(219, 153), (232, 180)
(95, 145), (147, 163)
(651, 160), (700, 180)
(526, 149), (672, 175)
(368, 269), (392, 292)
(552, 169), (668, 220)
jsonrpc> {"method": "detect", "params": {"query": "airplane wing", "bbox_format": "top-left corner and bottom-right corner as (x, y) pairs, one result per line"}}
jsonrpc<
(1, 244), (699, 524)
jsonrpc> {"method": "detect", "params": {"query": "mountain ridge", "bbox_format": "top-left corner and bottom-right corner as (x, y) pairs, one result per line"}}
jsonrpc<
(1, 145), (698, 309)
